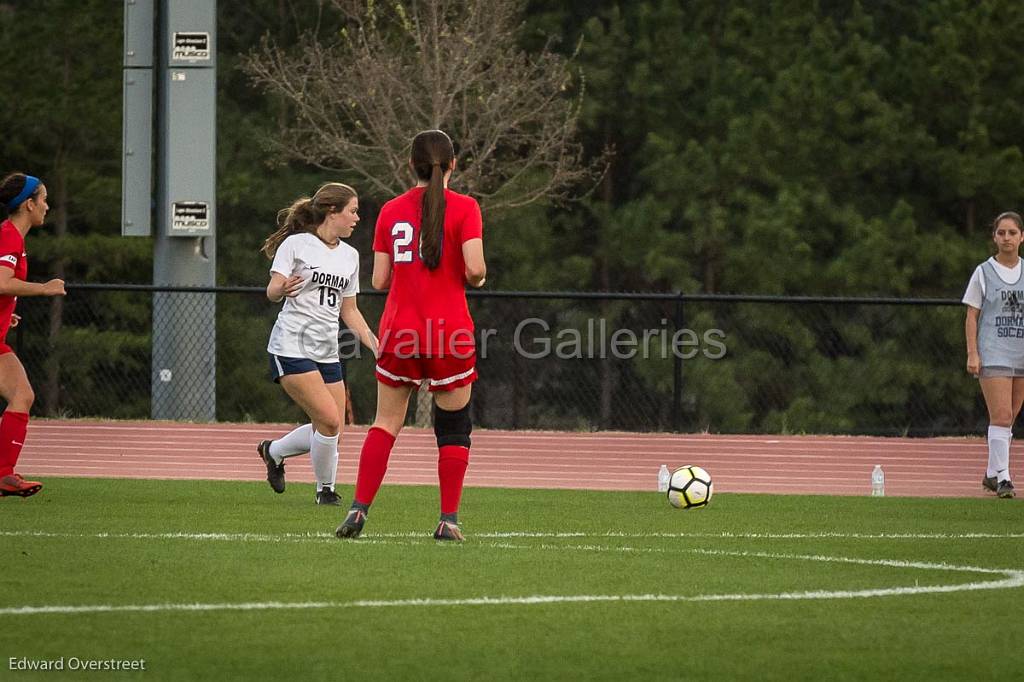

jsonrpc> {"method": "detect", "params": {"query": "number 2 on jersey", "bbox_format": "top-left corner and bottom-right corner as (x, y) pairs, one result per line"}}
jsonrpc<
(392, 222), (414, 263)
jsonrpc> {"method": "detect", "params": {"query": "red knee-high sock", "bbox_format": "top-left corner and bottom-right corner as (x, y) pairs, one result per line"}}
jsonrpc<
(0, 411), (29, 477)
(438, 445), (470, 515)
(353, 427), (396, 506)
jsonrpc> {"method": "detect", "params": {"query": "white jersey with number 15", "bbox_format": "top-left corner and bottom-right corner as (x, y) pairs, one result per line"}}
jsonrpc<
(267, 232), (360, 363)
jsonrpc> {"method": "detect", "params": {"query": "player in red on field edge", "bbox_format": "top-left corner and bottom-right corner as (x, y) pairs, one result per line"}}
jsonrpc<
(0, 173), (66, 498)
(336, 130), (486, 542)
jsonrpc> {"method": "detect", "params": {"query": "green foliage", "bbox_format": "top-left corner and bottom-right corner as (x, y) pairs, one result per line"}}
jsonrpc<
(0, 1), (152, 417)
(51, 326), (150, 418)
(515, 0), (1017, 432)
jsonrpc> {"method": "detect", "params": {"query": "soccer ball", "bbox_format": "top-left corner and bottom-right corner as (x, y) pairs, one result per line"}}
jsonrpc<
(667, 466), (713, 509)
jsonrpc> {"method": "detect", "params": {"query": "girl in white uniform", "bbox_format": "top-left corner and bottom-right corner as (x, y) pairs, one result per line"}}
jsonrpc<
(963, 211), (1023, 499)
(257, 183), (377, 505)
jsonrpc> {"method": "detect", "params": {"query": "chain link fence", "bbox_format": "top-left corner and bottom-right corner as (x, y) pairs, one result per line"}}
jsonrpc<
(7, 285), (984, 436)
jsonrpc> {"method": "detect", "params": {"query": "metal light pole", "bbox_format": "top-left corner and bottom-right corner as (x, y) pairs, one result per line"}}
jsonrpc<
(123, 0), (217, 420)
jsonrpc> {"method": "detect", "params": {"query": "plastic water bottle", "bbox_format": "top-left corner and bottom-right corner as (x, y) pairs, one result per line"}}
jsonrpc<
(658, 465), (671, 493)
(871, 465), (885, 497)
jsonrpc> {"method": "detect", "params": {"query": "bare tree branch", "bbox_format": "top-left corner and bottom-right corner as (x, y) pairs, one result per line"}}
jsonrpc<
(240, 0), (602, 211)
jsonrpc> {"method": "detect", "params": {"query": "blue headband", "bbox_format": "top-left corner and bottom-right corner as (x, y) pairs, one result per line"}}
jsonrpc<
(7, 175), (40, 211)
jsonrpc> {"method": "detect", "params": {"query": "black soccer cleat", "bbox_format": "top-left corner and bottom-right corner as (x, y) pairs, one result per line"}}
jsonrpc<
(315, 488), (342, 506)
(997, 479), (1016, 499)
(257, 440), (286, 494)
(335, 508), (367, 539)
(433, 520), (465, 542)
(983, 476), (998, 493)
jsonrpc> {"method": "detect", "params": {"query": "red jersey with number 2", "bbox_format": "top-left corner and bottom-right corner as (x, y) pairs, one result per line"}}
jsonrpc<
(0, 220), (28, 344)
(373, 187), (483, 356)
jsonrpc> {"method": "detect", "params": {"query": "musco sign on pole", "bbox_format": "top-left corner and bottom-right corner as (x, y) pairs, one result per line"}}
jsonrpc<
(171, 201), (209, 233)
(172, 32), (209, 61)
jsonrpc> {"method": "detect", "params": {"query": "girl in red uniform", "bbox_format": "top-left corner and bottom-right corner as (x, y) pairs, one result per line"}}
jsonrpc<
(336, 130), (486, 541)
(0, 173), (66, 498)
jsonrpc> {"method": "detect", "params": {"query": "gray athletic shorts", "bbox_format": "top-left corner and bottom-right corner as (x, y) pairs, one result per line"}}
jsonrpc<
(978, 366), (1024, 378)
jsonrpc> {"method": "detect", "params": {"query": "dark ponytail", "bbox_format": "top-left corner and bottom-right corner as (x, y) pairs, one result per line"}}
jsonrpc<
(411, 130), (455, 270)
(261, 182), (357, 258)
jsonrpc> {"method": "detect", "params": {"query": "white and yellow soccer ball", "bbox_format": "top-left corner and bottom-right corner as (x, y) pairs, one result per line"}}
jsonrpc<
(667, 466), (713, 509)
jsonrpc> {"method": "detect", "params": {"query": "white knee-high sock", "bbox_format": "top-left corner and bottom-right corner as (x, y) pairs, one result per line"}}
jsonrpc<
(1003, 432), (1011, 481)
(310, 429), (340, 492)
(269, 423), (313, 463)
(987, 425), (1012, 481)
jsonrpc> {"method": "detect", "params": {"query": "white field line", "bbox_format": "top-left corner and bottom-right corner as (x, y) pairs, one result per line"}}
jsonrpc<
(5, 529), (1024, 542)
(1, 544), (1020, 616)
(471, 530), (1024, 540)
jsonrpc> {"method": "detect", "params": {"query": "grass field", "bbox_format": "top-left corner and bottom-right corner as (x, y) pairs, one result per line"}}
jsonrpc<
(2, 478), (1023, 680)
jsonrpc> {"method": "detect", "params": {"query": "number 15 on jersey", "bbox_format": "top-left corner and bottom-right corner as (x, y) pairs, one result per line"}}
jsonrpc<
(318, 287), (338, 307)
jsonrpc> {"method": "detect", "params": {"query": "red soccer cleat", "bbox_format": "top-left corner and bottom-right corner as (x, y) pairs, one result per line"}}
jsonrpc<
(0, 473), (43, 498)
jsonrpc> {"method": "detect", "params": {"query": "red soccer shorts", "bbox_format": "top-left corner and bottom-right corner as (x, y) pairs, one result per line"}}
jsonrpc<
(375, 351), (477, 392)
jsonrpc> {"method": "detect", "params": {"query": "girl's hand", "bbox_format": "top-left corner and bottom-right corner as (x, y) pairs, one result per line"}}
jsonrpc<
(9, 313), (20, 328)
(967, 351), (981, 377)
(282, 275), (305, 298)
(42, 279), (66, 296)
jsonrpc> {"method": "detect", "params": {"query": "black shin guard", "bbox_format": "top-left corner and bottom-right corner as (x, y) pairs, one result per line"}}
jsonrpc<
(434, 402), (472, 448)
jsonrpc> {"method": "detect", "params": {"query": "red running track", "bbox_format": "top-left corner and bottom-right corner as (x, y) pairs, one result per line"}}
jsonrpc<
(14, 420), (1021, 498)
